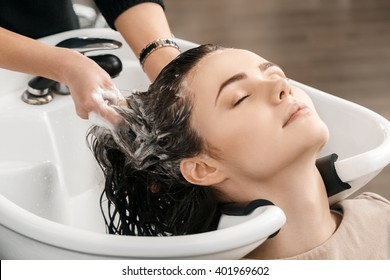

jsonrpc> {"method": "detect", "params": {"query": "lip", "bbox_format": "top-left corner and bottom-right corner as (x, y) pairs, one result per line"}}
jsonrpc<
(283, 103), (310, 128)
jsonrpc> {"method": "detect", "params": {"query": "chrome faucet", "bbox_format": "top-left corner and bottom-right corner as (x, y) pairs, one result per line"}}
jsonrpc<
(22, 37), (123, 105)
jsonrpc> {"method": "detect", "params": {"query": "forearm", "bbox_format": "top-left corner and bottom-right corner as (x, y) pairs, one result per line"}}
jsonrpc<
(0, 27), (123, 124)
(0, 27), (84, 83)
(114, 3), (180, 81)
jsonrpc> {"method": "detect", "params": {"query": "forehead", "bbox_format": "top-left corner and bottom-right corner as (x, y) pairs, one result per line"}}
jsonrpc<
(188, 48), (269, 91)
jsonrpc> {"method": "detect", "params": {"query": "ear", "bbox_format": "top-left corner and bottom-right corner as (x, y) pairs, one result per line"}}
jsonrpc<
(180, 155), (227, 186)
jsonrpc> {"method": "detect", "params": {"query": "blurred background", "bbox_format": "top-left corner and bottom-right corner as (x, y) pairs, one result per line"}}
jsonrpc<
(165, 0), (390, 198)
(163, 0), (390, 118)
(76, 0), (390, 198)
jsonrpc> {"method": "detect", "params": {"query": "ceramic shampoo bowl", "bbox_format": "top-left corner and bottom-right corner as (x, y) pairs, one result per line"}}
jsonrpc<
(0, 28), (389, 259)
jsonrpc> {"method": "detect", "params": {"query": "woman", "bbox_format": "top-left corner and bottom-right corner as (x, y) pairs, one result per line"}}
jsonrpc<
(89, 44), (390, 259)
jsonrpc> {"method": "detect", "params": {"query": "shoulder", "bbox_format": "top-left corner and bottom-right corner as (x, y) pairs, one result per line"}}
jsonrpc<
(324, 192), (390, 259)
(348, 192), (390, 207)
(334, 192), (390, 218)
(356, 191), (390, 201)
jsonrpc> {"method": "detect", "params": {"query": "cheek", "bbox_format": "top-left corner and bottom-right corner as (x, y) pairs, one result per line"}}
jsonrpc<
(207, 111), (328, 181)
(201, 104), (271, 151)
(200, 111), (282, 177)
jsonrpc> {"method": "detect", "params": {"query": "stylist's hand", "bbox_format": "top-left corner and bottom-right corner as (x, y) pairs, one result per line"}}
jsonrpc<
(61, 50), (125, 126)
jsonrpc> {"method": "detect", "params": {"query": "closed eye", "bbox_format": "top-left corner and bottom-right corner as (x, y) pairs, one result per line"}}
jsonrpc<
(234, 95), (250, 107)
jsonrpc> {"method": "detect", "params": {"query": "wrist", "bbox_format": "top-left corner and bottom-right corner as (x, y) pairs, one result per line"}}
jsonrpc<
(54, 48), (89, 85)
(141, 43), (180, 81)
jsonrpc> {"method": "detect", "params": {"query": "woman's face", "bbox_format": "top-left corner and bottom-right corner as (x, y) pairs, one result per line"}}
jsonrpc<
(186, 48), (329, 183)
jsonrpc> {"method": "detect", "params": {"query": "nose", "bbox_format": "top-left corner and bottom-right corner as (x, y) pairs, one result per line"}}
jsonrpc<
(275, 78), (291, 100)
(252, 77), (292, 105)
(263, 78), (291, 104)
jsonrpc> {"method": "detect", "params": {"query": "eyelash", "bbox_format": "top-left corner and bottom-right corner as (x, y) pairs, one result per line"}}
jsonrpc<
(233, 94), (250, 107)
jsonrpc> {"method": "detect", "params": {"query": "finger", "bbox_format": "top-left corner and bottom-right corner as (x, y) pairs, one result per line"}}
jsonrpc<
(100, 87), (125, 105)
(96, 103), (125, 127)
(76, 107), (88, 119)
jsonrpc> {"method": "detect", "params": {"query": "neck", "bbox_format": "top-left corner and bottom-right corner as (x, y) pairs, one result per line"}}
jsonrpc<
(243, 156), (340, 259)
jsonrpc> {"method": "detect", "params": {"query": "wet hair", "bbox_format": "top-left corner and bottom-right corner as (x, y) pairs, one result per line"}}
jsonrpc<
(88, 44), (224, 236)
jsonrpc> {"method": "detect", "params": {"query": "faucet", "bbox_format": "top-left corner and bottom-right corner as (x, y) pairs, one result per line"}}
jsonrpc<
(22, 37), (123, 105)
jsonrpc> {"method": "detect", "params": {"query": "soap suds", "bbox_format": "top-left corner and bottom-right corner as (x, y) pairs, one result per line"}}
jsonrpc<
(88, 111), (115, 131)
(88, 87), (125, 130)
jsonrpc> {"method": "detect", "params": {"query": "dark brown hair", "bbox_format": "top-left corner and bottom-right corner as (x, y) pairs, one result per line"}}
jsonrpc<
(88, 44), (224, 236)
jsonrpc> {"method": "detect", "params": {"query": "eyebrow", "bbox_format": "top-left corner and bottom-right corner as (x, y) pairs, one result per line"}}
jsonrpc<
(215, 62), (278, 104)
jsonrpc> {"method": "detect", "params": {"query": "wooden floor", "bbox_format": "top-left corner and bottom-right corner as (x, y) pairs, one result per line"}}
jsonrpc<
(164, 0), (390, 199)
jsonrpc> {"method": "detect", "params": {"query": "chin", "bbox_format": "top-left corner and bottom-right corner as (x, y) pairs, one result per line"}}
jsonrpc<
(296, 117), (329, 153)
(309, 119), (330, 152)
